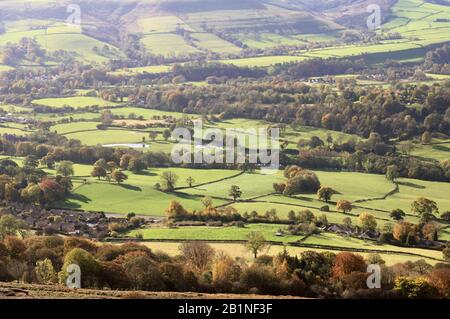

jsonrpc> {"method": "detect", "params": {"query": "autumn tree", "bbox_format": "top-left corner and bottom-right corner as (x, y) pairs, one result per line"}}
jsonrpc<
(20, 183), (42, 204)
(245, 232), (268, 259)
(111, 170), (128, 184)
(331, 252), (367, 278)
(317, 186), (334, 202)
(428, 268), (450, 298)
(91, 165), (107, 180)
(165, 200), (189, 220)
(39, 179), (65, 203)
(392, 221), (416, 243)
(358, 212), (377, 232)
(212, 255), (241, 291)
(421, 131), (432, 144)
(179, 242), (215, 274)
(336, 200), (352, 213)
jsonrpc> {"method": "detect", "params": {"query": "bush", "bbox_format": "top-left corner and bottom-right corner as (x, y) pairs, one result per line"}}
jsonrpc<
(63, 237), (97, 255)
(394, 276), (438, 299)
(123, 254), (165, 290)
(59, 248), (101, 288)
(240, 265), (281, 295)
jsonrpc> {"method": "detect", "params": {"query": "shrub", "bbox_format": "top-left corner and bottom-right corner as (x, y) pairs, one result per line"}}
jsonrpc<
(394, 276), (438, 299)
(63, 237), (97, 255)
(123, 254), (165, 290)
(59, 248), (101, 288)
(240, 265), (281, 295)
(35, 258), (57, 284)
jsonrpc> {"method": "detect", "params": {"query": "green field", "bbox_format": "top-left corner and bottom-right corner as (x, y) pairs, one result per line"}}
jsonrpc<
(128, 226), (443, 262)
(218, 55), (305, 67)
(141, 33), (200, 56)
(32, 96), (119, 109)
(141, 241), (439, 265)
(0, 19), (124, 63)
(128, 223), (297, 243)
(55, 166), (240, 215)
(191, 32), (242, 54)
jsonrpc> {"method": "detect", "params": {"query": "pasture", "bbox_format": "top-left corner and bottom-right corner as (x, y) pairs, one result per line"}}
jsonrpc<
(55, 165), (240, 216)
(31, 96), (119, 109)
(141, 241), (440, 265)
(0, 19), (124, 63)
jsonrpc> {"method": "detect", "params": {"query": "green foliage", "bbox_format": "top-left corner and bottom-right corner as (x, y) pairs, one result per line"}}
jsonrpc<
(0, 215), (27, 239)
(394, 276), (438, 299)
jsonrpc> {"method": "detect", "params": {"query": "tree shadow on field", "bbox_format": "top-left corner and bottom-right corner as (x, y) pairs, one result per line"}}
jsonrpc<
(397, 181), (425, 189)
(118, 184), (142, 191)
(135, 170), (157, 177)
(69, 193), (91, 203)
(432, 145), (450, 152)
(172, 191), (203, 200)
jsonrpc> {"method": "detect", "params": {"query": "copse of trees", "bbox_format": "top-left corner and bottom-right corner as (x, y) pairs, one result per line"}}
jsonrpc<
(274, 165), (321, 196)
(0, 159), (71, 205)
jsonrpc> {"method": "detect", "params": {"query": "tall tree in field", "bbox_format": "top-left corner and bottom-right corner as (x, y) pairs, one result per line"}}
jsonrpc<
(56, 161), (74, 177)
(317, 186), (334, 202)
(111, 170), (128, 184)
(201, 196), (213, 208)
(421, 131), (432, 144)
(411, 197), (438, 222)
(186, 176), (195, 188)
(162, 129), (171, 141)
(390, 209), (406, 221)
(91, 165), (107, 180)
(149, 131), (158, 141)
(228, 185), (242, 201)
(160, 171), (179, 192)
(245, 232), (268, 259)
(336, 200), (352, 213)
(386, 164), (399, 182)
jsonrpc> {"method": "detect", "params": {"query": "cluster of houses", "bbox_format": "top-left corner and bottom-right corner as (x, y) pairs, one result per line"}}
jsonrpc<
(0, 203), (152, 239)
(0, 113), (32, 124)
